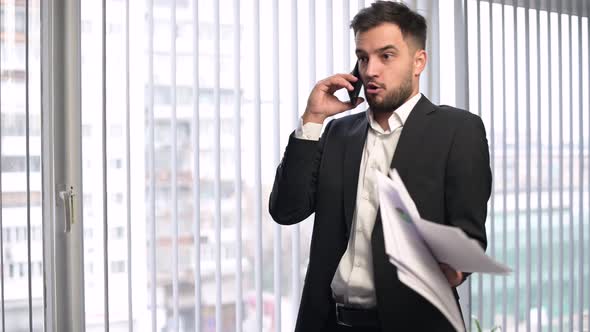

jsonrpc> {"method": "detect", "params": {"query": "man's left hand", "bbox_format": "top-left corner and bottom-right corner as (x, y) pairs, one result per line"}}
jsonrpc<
(439, 263), (463, 287)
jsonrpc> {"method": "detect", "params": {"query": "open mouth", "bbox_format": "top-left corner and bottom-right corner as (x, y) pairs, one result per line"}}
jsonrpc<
(365, 82), (383, 94)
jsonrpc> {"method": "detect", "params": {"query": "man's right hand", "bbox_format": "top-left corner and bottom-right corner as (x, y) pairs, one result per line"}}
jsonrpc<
(302, 73), (365, 124)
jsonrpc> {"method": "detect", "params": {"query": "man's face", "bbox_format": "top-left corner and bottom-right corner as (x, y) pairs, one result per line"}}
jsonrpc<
(354, 23), (424, 113)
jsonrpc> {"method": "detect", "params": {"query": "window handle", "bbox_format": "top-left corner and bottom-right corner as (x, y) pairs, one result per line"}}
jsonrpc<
(58, 186), (76, 233)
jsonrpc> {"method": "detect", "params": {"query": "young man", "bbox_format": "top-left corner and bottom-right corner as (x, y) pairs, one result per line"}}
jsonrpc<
(269, 1), (491, 331)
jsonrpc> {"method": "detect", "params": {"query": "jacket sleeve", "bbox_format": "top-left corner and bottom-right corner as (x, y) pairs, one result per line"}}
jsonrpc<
(268, 120), (334, 225)
(444, 113), (492, 255)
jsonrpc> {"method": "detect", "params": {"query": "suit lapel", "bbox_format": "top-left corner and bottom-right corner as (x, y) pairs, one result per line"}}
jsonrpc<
(342, 113), (369, 238)
(390, 95), (436, 175)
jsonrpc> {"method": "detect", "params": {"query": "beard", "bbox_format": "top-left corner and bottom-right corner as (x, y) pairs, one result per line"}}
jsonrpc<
(365, 72), (413, 113)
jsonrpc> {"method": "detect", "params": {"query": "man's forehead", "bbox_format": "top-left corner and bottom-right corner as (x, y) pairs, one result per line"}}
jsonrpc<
(354, 23), (406, 50)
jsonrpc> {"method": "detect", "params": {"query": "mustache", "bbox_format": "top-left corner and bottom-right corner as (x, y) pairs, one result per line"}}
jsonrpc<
(365, 81), (385, 89)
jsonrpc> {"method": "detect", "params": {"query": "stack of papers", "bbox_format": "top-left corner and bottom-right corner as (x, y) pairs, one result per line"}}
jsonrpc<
(377, 170), (511, 332)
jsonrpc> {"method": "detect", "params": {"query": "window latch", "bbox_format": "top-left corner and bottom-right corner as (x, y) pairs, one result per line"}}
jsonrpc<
(58, 185), (76, 233)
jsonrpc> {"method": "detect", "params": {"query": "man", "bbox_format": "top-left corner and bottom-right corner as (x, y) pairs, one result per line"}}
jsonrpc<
(269, 1), (491, 331)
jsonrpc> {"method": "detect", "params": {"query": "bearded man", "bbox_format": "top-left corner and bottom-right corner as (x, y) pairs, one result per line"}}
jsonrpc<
(269, 1), (492, 331)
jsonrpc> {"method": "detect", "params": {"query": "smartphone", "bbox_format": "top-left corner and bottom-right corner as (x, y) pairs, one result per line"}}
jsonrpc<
(348, 62), (363, 104)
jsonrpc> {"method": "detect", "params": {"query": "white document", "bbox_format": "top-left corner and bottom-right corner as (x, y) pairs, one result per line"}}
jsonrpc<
(376, 170), (511, 332)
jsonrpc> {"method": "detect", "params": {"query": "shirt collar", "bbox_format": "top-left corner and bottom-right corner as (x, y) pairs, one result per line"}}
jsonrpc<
(366, 92), (422, 134)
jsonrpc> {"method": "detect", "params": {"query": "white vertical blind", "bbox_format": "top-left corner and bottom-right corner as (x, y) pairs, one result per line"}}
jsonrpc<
(170, 0), (180, 329)
(524, 1), (531, 331)
(253, 1), (263, 331)
(124, 0), (133, 330)
(232, 0), (241, 331)
(501, 3), (508, 329)
(567, 1), (575, 329)
(213, 0), (222, 329)
(290, 0), (301, 324)
(146, 0), (157, 330)
(576, 2), (585, 331)
(535, 1), (543, 330)
(326, 0), (334, 75)
(24, 0), (34, 330)
(547, 4), (555, 330)
(476, 0), (485, 325)
(191, 0), (202, 331)
(0, 70), (4, 332)
(271, 0), (282, 330)
(101, 0), (110, 329)
(488, 0), (497, 326)
(587, 3), (590, 330)
(467, 1), (590, 331)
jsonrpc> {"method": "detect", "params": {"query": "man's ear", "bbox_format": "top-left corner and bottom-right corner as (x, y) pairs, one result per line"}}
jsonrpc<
(413, 49), (427, 77)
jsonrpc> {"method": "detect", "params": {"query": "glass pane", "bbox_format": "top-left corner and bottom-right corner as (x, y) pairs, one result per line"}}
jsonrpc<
(0, 0), (44, 331)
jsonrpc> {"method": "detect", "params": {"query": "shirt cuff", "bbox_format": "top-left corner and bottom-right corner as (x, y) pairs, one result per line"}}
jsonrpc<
(294, 117), (323, 141)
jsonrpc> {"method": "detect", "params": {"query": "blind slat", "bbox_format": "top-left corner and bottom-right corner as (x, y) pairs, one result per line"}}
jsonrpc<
(233, 0), (242, 330)
(488, 1), (496, 326)
(576, 1), (585, 330)
(291, 0), (301, 325)
(524, 2), (532, 331)
(101, 0), (111, 329)
(253, 0), (263, 330)
(535, 1), (543, 329)
(124, 0), (133, 330)
(170, 0), (179, 330)
(191, 1), (202, 331)
(213, 0), (222, 329)
(0, 0), (4, 326)
(557, 2), (564, 330)
(326, 0), (333, 75)
(147, 0), (157, 330)
(309, 0), (316, 84)
(475, 0), (484, 325)
(25, 0), (34, 330)
(587, 3), (590, 330)
(512, 3), (520, 330)
(501, 2), (508, 330)
(0, 69), (4, 329)
(430, 0), (440, 103)
(343, 0), (350, 72)
(567, 1), (575, 328)
(547, 4), (554, 329)
(272, 0), (282, 330)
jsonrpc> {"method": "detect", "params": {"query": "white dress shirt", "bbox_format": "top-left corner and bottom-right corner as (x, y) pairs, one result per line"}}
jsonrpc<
(295, 93), (422, 308)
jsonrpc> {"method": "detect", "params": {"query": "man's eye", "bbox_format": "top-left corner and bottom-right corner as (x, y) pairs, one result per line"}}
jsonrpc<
(383, 53), (394, 60)
(357, 57), (367, 63)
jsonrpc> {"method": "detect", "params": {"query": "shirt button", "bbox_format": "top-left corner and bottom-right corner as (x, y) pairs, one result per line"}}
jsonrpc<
(355, 261), (362, 268)
(356, 227), (362, 233)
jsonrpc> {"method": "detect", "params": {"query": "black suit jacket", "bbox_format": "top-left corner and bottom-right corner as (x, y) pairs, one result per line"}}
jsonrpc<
(269, 96), (492, 331)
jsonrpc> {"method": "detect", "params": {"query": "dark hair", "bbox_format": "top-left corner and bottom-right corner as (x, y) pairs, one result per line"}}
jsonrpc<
(350, 1), (427, 50)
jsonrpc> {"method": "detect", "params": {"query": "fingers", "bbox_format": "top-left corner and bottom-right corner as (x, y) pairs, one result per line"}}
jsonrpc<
(304, 74), (364, 123)
(317, 73), (360, 94)
(439, 263), (463, 287)
(335, 96), (365, 113)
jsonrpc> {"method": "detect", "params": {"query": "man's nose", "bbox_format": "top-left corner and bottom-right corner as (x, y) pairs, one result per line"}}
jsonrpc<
(364, 58), (380, 78)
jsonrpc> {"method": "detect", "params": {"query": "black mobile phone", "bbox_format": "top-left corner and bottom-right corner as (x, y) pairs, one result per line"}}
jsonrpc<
(348, 62), (363, 104)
